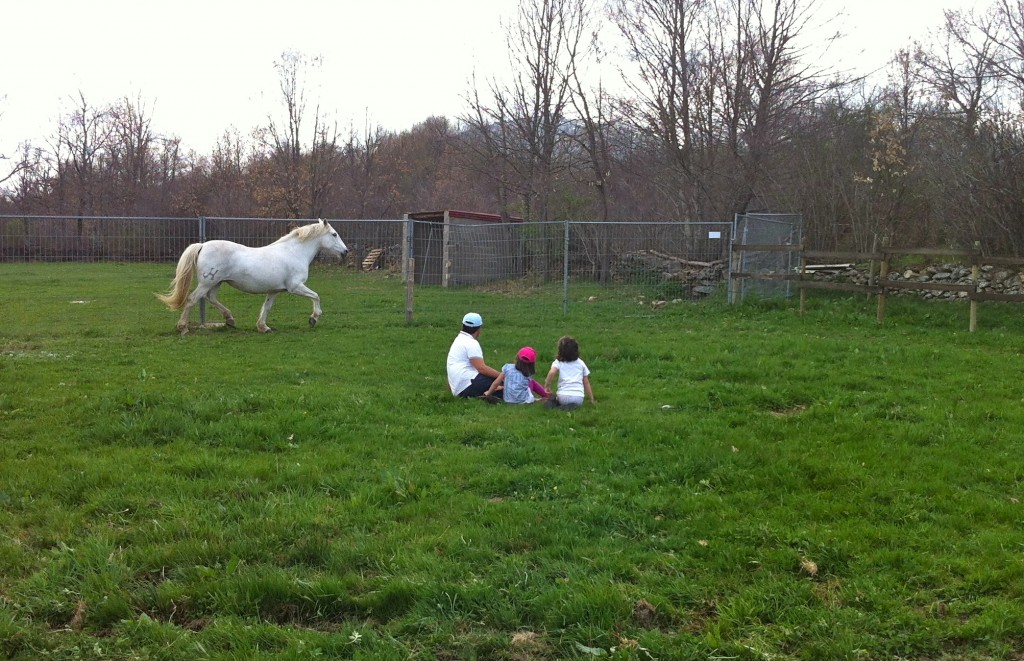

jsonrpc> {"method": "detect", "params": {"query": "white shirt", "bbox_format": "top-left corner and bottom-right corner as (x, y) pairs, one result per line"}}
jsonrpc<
(550, 359), (590, 398)
(447, 331), (483, 395)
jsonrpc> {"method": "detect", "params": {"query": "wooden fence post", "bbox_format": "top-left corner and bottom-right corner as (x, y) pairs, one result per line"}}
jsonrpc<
(876, 237), (889, 323)
(798, 251), (807, 316)
(970, 240), (980, 332)
(867, 234), (878, 301)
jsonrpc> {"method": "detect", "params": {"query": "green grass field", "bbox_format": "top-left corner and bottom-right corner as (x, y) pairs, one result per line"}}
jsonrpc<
(1, 262), (1022, 660)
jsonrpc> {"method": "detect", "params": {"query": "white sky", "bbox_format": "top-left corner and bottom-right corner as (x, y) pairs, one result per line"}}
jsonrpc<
(0, 0), (988, 161)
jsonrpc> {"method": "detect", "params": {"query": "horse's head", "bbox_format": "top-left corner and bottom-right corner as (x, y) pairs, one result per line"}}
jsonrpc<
(317, 218), (349, 258)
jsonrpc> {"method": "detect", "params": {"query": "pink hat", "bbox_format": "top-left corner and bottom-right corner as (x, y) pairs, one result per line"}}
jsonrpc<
(517, 346), (537, 363)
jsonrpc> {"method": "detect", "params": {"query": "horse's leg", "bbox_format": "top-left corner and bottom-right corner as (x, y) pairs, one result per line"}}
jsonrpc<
(205, 284), (236, 328)
(176, 284), (212, 335)
(288, 283), (322, 328)
(257, 293), (278, 333)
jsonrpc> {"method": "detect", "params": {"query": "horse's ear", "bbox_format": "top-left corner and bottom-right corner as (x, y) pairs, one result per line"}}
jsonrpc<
(319, 218), (326, 225)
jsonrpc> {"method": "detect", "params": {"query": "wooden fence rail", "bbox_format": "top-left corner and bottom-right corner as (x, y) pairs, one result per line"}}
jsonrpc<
(731, 241), (1024, 331)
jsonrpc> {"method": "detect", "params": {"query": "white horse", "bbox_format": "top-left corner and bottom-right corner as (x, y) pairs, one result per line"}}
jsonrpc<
(157, 218), (349, 335)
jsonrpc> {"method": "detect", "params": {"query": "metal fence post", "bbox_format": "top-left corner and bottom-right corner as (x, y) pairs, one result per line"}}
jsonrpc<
(562, 220), (570, 315)
(198, 216), (207, 325)
(729, 214), (742, 304)
(405, 217), (415, 324)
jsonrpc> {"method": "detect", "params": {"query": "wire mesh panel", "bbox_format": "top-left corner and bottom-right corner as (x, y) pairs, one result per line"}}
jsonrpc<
(407, 219), (733, 317)
(446, 222), (525, 286)
(0, 216), (202, 262)
(733, 213), (803, 302)
(0, 215), (407, 268)
(569, 221), (731, 293)
(1, 215), (735, 321)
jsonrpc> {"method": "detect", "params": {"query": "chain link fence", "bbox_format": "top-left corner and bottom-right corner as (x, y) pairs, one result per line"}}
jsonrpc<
(0, 215), (404, 267)
(402, 218), (732, 309)
(0, 214), (733, 318)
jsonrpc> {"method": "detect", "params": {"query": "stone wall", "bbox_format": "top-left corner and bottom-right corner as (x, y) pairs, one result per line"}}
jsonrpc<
(803, 263), (1024, 300)
(621, 249), (1024, 304)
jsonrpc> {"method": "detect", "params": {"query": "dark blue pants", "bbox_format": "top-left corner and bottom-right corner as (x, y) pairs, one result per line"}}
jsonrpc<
(457, 373), (497, 398)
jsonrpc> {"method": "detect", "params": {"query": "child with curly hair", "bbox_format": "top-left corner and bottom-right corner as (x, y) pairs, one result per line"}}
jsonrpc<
(544, 336), (595, 410)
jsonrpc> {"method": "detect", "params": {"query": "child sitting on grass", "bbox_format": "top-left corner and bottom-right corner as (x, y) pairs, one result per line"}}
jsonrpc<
(482, 346), (548, 404)
(544, 335), (595, 410)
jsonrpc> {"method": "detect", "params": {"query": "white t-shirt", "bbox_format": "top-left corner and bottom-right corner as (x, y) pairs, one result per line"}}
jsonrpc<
(447, 331), (483, 395)
(550, 359), (590, 397)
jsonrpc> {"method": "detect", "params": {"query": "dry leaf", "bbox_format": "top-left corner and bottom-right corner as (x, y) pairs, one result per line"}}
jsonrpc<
(617, 635), (640, 649)
(511, 631), (538, 646)
(69, 600), (87, 630)
(800, 558), (819, 576)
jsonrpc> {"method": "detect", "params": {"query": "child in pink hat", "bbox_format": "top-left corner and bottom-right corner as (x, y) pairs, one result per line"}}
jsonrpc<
(482, 346), (549, 404)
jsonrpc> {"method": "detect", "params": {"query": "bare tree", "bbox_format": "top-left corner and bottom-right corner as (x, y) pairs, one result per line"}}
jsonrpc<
(722, 0), (838, 213)
(464, 0), (583, 221)
(0, 148), (31, 191)
(563, 0), (613, 220)
(1, 143), (49, 213)
(108, 94), (156, 213)
(461, 76), (518, 216)
(339, 118), (395, 218)
(0, 98), (31, 190)
(610, 0), (839, 219)
(563, 0), (621, 279)
(608, 0), (715, 218)
(259, 50), (339, 218)
(906, 3), (1024, 253)
(201, 128), (251, 216)
(915, 10), (1000, 134)
(978, 0), (1024, 96)
(55, 91), (113, 217)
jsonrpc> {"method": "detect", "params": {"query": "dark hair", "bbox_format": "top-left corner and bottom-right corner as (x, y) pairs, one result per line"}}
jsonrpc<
(515, 357), (536, 377)
(462, 324), (481, 334)
(556, 336), (579, 362)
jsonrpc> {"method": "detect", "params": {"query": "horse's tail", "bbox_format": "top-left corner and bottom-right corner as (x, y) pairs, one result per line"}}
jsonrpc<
(156, 243), (202, 309)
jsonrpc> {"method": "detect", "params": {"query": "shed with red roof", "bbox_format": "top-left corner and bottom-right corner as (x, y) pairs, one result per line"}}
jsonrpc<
(402, 210), (525, 287)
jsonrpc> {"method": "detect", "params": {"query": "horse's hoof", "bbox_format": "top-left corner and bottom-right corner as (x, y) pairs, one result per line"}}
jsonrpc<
(226, 319), (236, 328)
(259, 326), (273, 333)
(309, 316), (318, 328)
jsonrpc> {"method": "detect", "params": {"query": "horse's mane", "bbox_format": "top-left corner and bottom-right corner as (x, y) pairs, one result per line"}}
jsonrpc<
(273, 221), (328, 244)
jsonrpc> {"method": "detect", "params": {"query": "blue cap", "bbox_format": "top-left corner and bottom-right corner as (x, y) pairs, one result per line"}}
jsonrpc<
(462, 312), (483, 328)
